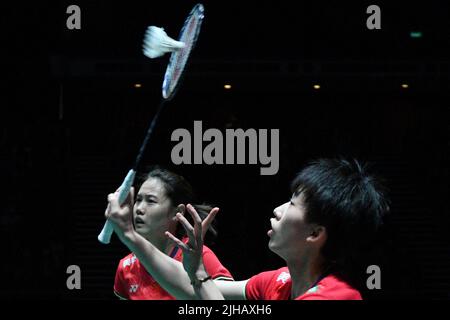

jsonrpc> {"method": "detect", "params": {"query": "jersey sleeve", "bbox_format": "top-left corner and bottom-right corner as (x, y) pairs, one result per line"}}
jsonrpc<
(297, 277), (363, 300)
(297, 293), (328, 300)
(201, 245), (234, 281)
(299, 291), (360, 300)
(113, 260), (128, 299)
(245, 270), (274, 300)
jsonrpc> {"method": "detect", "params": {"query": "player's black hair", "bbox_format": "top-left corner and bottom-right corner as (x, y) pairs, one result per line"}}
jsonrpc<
(137, 166), (217, 239)
(291, 158), (390, 271)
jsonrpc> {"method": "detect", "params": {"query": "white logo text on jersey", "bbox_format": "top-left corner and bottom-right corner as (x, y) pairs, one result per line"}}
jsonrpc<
(123, 255), (137, 268)
(276, 272), (291, 284)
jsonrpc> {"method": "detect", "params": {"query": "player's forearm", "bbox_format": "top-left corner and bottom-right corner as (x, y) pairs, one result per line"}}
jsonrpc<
(190, 266), (225, 300)
(193, 281), (225, 300)
(120, 230), (197, 300)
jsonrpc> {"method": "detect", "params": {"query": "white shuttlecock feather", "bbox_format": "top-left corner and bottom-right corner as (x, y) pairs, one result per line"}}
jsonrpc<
(142, 26), (185, 59)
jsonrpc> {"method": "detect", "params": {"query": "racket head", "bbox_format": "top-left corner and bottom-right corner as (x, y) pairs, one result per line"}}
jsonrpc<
(162, 3), (205, 100)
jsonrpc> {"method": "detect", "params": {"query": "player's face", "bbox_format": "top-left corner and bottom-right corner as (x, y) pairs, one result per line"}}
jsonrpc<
(267, 192), (315, 260)
(133, 178), (178, 239)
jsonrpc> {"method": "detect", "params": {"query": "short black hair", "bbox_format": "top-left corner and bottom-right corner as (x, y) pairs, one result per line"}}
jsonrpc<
(291, 158), (390, 268)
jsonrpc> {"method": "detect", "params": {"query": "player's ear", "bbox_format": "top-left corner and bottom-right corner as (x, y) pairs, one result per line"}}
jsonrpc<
(307, 225), (326, 244)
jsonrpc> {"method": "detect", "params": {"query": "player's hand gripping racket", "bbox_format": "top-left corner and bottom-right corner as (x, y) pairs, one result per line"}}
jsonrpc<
(98, 3), (205, 244)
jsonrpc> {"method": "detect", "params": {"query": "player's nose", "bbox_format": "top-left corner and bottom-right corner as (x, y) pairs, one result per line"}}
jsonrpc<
(135, 203), (145, 215)
(272, 202), (287, 220)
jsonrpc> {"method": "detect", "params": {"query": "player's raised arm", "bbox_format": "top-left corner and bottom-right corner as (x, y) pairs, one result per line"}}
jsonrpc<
(107, 195), (247, 300)
(166, 204), (247, 300)
(106, 190), (197, 299)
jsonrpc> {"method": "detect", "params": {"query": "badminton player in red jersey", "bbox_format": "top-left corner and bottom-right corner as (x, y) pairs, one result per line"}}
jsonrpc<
(111, 167), (233, 300)
(106, 159), (389, 300)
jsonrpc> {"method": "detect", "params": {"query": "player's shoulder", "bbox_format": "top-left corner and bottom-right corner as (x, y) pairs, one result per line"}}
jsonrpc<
(201, 244), (214, 254)
(299, 274), (362, 300)
(260, 266), (290, 278)
(252, 266), (290, 283)
(319, 274), (362, 300)
(245, 266), (291, 300)
(199, 244), (221, 261)
(118, 253), (139, 270)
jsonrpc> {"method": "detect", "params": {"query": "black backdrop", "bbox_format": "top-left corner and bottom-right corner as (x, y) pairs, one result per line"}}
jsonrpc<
(1, 0), (449, 299)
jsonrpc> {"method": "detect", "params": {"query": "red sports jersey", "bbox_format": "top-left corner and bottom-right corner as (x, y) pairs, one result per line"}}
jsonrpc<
(245, 267), (362, 300)
(114, 244), (233, 300)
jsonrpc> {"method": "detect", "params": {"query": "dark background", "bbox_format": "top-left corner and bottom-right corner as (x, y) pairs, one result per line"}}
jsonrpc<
(1, 0), (449, 299)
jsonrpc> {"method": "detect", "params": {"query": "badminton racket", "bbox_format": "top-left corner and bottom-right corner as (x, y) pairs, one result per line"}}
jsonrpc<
(98, 3), (205, 244)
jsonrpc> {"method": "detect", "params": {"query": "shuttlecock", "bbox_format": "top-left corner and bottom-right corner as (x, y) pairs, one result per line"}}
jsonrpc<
(142, 26), (185, 59)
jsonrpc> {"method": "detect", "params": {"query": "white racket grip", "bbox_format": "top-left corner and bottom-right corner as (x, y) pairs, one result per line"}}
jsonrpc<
(98, 169), (136, 244)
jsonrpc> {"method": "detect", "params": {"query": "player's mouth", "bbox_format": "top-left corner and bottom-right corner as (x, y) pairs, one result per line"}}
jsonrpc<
(268, 218), (276, 237)
(135, 217), (145, 225)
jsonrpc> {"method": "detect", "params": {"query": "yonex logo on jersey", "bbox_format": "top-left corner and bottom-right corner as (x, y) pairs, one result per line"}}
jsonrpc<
(123, 255), (137, 268)
(129, 284), (139, 293)
(276, 272), (291, 284)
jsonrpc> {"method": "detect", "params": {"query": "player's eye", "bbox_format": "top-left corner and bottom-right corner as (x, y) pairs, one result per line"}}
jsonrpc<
(146, 197), (156, 203)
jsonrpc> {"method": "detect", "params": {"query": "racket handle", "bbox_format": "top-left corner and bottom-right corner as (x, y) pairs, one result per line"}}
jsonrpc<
(98, 169), (136, 244)
(98, 221), (115, 245)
